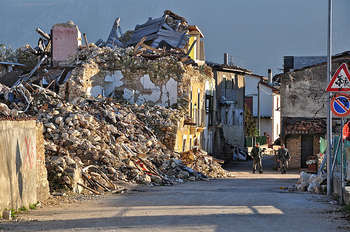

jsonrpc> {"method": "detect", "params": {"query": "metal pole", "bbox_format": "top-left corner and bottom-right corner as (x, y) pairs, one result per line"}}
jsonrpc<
(340, 118), (344, 204)
(258, 82), (261, 136)
(331, 136), (341, 175)
(326, 0), (333, 197)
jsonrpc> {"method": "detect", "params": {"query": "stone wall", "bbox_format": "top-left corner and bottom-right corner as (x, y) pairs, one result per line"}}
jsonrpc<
(0, 120), (49, 217)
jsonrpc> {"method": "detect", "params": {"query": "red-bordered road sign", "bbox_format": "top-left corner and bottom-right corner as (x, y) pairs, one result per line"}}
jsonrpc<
(326, 63), (350, 92)
(331, 93), (350, 117)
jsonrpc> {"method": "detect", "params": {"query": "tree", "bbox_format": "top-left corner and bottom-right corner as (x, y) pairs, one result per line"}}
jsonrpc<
(244, 104), (257, 137)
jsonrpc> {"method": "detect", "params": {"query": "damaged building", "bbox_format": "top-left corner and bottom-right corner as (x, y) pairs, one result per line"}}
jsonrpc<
(0, 11), (234, 199)
(55, 11), (215, 155)
(59, 45), (216, 154)
(276, 51), (350, 169)
(207, 55), (251, 158)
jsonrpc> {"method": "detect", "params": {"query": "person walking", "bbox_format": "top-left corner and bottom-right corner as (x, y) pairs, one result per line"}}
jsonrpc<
(277, 144), (290, 174)
(250, 143), (263, 174)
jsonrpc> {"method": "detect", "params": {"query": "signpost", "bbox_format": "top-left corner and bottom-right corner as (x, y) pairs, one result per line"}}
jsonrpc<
(326, 61), (350, 203)
(326, 63), (350, 92)
(330, 94), (350, 117)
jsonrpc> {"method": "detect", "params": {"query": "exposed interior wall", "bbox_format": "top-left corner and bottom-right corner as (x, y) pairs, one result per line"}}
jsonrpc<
(62, 53), (214, 153)
(52, 22), (82, 66)
(0, 120), (49, 217)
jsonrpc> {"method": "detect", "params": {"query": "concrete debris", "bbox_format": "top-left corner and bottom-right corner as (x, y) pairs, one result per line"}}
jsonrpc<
(294, 171), (327, 194)
(0, 11), (227, 195)
(0, 85), (228, 194)
(180, 149), (234, 178)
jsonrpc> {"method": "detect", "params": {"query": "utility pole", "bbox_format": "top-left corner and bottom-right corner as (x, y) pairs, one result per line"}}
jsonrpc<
(326, 0), (333, 197)
(257, 82), (261, 136)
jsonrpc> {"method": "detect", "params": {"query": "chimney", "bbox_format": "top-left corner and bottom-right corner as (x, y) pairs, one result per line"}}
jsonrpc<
(224, 53), (229, 65)
(268, 69), (273, 85)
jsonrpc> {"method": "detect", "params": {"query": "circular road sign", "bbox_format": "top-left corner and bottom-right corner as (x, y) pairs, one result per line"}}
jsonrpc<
(331, 94), (350, 117)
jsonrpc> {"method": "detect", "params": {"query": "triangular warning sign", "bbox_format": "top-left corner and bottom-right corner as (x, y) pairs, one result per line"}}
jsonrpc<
(326, 63), (350, 92)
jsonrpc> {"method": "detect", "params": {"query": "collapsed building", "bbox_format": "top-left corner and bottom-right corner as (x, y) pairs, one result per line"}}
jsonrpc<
(0, 11), (233, 199)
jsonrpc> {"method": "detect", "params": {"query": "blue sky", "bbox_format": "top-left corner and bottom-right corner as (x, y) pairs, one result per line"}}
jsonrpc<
(0, 0), (349, 75)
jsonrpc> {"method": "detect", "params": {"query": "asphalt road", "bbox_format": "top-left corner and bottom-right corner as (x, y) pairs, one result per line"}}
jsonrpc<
(1, 157), (349, 232)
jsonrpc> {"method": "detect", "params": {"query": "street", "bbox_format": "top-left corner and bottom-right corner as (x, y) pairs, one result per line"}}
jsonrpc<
(1, 157), (348, 232)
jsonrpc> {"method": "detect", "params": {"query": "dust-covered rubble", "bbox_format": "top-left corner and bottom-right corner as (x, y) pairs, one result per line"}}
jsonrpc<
(0, 83), (233, 194)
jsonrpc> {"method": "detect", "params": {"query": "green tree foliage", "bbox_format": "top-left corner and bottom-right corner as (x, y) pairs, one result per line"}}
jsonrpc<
(244, 104), (257, 137)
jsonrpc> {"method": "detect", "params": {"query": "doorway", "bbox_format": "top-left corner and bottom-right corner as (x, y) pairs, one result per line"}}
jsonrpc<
(301, 135), (314, 168)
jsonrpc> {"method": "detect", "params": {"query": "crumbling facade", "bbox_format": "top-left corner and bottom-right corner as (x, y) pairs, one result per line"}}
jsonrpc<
(0, 11), (235, 195)
(58, 45), (215, 154)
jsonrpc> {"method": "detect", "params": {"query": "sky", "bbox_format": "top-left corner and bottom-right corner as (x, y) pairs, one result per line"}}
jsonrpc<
(0, 0), (349, 76)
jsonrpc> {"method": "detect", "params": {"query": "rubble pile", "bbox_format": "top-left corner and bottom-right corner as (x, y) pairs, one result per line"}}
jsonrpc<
(0, 84), (230, 194)
(0, 10), (230, 195)
(292, 171), (327, 194)
(180, 149), (234, 178)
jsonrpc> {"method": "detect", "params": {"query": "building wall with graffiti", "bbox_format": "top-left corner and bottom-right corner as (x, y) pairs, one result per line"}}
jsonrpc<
(0, 120), (49, 216)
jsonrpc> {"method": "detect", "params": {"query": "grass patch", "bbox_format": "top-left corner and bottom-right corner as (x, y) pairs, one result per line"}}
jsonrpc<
(10, 209), (17, 218)
(19, 206), (28, 212)
(29, 203), (37, 210)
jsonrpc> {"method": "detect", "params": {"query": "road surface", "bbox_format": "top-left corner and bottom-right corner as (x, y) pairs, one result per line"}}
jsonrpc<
(1, 157), (348, 232)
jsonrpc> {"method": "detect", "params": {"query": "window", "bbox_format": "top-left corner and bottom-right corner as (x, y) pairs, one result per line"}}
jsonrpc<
(231, 79), (234, 89)
(194, 104), (197, 125)
(232, 111), (235, 126)
(276, 96), (280, 111)
(189, 138), (192, 150)
(206, 94), (213, 126)
(190, 89), (193, 118)
(197, 91), (201, 125)
(225, 110), (228, 125)
(182, 139), (186, 152)
(223, 77), (227, 97)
